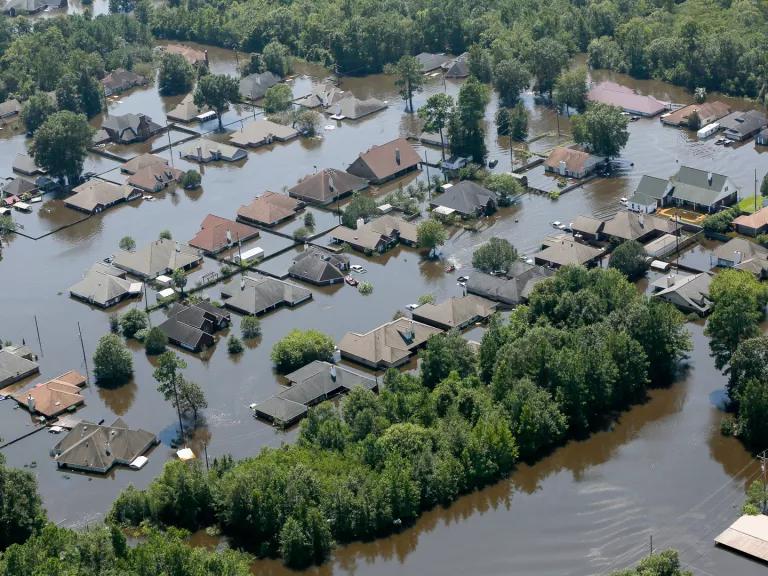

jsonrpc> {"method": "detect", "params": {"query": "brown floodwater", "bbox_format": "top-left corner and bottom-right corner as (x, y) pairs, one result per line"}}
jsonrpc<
(1, 46), (767, 574)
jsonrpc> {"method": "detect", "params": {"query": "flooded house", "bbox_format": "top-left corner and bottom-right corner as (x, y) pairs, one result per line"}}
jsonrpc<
(287, 168), (368, 206)
(12, 370), (86, 418)
(237, 192), (301, 227)
(410, 295), (497, 331)
(64, 180), (141, 214)
(51, 418), (157, 474)
(712, 237), (768, 277)
(160, 44), (207, 66)
(99, 113), (163, 144)
(430, 180), (498, 218)
(347, 138), (422, 184)
(288, 247), (349, 286)
(239, 71), (281, 101)
(667, 166), (738, 213)
(415, 52), (454, 73)
(253, 361), (377, 427)
(718, 110), (768, 142)
(166, 93), (212, 123)
(127, 164), (183, 194)
(120, 153), (169, 175)
(101, 69), (148, 97)
(159, 302), (229, 352)
(69, 263), (142, 308)
(338, 317), (443, 369)
(229, 119), (299, 148)
(0, 97), (21, 118)
(220, 275), (312, 316)
(732, 206), (768, 237)
(651, 272), (713, 316)
(180, 139), (247, 163)
(534, 239), (604, 269)
(295, 82), (344, 109)
(188, 214), (260, 254)
(544, 147), (605, 179)
(601, 210), (678, 244)
(587, 81), (668, 117)
(329, 215), (418, 254)
(627, 175), (672, 214)
(328, 94), (388, 121)
(0, 345), (39, 388)
(442, 53), (469, 78)
(112, 238), (202, 279)
(660, 101), (731, 128)
(12, 153), (45, 176)
(466, 262), (554, 306)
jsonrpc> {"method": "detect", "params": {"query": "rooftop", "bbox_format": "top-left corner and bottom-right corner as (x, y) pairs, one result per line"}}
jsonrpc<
(237, 192), (301, 226)
(587, 81), (667, 116)
(221, 275), (312, 316)
(229, 119), (298, 147)
(113, 238), (201, 279)
(347, 138), (421, 182)
(411, 295), (497, 329)
(12, 371), (87, 418)
(189, 214), (260, 253)
(430, 180), (498, 216)
(288, 168), (368, 204)
(339, 317), (443, 368)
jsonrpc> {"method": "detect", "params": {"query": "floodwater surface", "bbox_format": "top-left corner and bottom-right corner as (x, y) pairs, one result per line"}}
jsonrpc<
(0, 47), (766, 574)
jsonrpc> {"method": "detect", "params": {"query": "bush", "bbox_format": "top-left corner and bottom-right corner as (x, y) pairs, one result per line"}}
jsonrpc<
(358, 281), (373, 295)
(144, 327), (168, 355)
(93, 333), (133, 386)
(472, 238), (517, 273)
(293, 227), (311, 241)
(134, 328), (149, 342)
(702, 207), (739, 234)
(609, 240), (648, 280)
(180, 170), (201, 189)
(228, 335), (244, 354)
(119, 309), (148, 338)
(241, 316), (261, 339)
(417, 294), (435, 305)
(271, 329), (335, 373)
(119, 236), (136, 251)
(159, 229), (172, 240)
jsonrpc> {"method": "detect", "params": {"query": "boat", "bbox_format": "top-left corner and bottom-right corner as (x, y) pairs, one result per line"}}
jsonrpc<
(345, 275), (358, 286)
(488, 159), (498, 169)
(445, 264), (456, 272)
(552, 221), (562, 228)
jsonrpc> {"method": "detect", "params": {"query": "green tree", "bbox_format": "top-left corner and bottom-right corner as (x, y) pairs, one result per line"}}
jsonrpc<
(263, 40), (293, 76)
(737, 378), (768, 451)
(119, 235), (136, 251)
(228, 335), (244, 354)
(31, 111), (93, 184)
(341, 192), (376, 228)
(178, 379), (207, 422)
(448, 78), (490, 162)
(468, 45), (493, 83)
(687, 109), (701, 130)
(417, 293), (435, 305)
(172, 269), (187, 296)
(609, 240), (648, 280)
(154, 351), (188, 436)
(420, 331), (476, 389)
(158, 53), (194, 96)
(271, 329), (335, 373)
(706, 269), (768, 371)
(417, 219), (447, 255)
(418, 93), (454, 161)
(608, 550), (692, 575)
(144, 326), (168, 355)
(93, 333), (133, 386)
(572, 102), (629, 158)
(484, 173), (524, 206)
(292, 109), (321, 136)
(241, 315), (261, 339)
(119, 308), (148, 338)
(303, 211), (316, 229)
(702, 207), (739, 233)
(553, 66), (588, 115)
(728, 336), (768, 403)
(159, 229), (172, 240)
(0, 453), (46, 550)
(509, 101), (529, 141)
(194, 73), (240, 131)
(384, 55), (424, 113)
(263, 83), (293, 114)
(472, 237), (517, 273)
(0, 215), (19, 239)
(21, 92), (56, 135)
(493, 59), (529, 107)
(180, 170), (201, 189)
(761, 174), (768, 197)
(529, 38), (569, 97)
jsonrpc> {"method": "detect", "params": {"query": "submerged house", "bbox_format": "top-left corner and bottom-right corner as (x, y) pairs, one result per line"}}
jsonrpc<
(601, 210), (677, 244)
(442, 53), (469, 78)
(113, 238), (202, 279)
(0, 98), (21, 118)
(230, 119), (298, 148)
(329, 215), (418, 254)
(627, 175), (673, 214)
(127, 164), (183, 193)
(167, 93), (212, 123)
(415, 52), (453, 73)
(544, 147), (605, 179)
(651, 272), (713, 316)
(159, 302), (229, 352)
(221, 275), (312, 316)
(719, 110), (768, 142)
(101, 113), (163, 144)
(101, 69), (147, 96)
(0, 345), (39, 388)
(411, 295), (497, 331)
(587, 81), (667, 117)
(712, 237), (768, 276)
(52, 418), (157, 474)
(69, 263), (142, 308)
(666, 166), (738, 213)
(288, 168), (368, 206)
(534, 239), (604, 269)
(12, 371), (87, 418)
(239, 71), (281, 101)
(430, 180), (498, 218)
(180, 139), (247, 163)
(347, 138), (421, 184)
(661, 101), (731, 128)
(189, 214), (260, 254)
(328, 94), (387, 121)
(288, 247), (349, 286)
(733, 207), (768, 237)
(295, 82), (344, 109)
(466, 263), (554, 306)
(237, 192), (301, 227)
(339, 317), (443, 369)
(65, 180), (141, 214)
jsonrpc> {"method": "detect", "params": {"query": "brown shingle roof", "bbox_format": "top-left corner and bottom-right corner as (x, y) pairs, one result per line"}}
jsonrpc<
(13, 371), (87, 418)
(339, 317), (443, 368)
(661, 101), (731, 127)
(544, 147), (593, 173)
(127, 165), (183, 192)
(347, 138), (421, 182)
(288, 168), (368, 205)
(733, 207), (768, 230)
(189, 214), (260, 253)
(121, 153), (168, 175)
(237, 192), (300, 226)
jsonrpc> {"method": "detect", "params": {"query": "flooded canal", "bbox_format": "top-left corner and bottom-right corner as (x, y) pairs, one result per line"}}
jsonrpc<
(1, 45), (767, 574)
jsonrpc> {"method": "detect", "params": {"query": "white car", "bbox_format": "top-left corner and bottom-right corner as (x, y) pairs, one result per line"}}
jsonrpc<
(406, 304), (419, 310)
(350, 264), (365, 273)
(552, 221), (562, 228)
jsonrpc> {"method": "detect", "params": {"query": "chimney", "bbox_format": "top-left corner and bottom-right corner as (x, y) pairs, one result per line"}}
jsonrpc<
(707, 172), (713, 185)
(667, 274), (675, 288)
(26, 394), (35, 413)
(638, 214), (645, 228)
(105, 441), (111, 456)
(395, 148), (401, 165)
(196, 146), (202, 162)
(204, 49), (209, 66)
(329, 364), (337, 382)
(559, 160), (566, 176)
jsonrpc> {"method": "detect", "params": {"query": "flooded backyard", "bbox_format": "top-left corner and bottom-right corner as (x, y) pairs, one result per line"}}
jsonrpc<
(1, 45), (768, 574)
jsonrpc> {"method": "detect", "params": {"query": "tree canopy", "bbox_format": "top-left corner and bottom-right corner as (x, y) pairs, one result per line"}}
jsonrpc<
(572, 102), (629, 158)
(193, 73), (239, 131)
(158, 52), (195, 96)
(609, 240), (648, 280)
(93, 333), (133, 386)
(472, 238), (517, 273)
(30, 110), (93, 184)
(271, 329), (335, 373)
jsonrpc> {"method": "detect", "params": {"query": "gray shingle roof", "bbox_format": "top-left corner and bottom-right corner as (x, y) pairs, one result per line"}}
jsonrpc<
(430, 181), (498, 216)
(669, 166), (735, 206)
(0, 348), (39, 387)
(288, 169), (368, 205)
(221, 276), (312, 316)
(289, 254), (345, 284)
(466, 265), (554, 305)
(239, 72), (281, 100)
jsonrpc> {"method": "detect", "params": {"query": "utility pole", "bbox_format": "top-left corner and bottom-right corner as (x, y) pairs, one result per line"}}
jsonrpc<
(77, 322), (89, 385)
(34, 315), (42, 356)
(172, 372), (185, 440)
(649, 534), (653, 557)
(203, 441), (210, 471)
(755, 168), (758, 213)
(166, 120), (174, 168)
(759, 449), (768, 514)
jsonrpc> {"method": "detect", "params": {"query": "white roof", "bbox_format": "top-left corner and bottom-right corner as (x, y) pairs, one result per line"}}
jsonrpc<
(156, 274), (172, 285)
(14, 202), (31, 211)
(129, 455), (149, 469)
(196, 111), (217, 121)
(157, 288), (175, 298)
(240, 246), (264, 260)
(434, 205), (456, 215)
(378, 203), (393, 212)
(176, 447), (195, 460)
(650, 260), (670, 271)
(128, 282), (143, 294)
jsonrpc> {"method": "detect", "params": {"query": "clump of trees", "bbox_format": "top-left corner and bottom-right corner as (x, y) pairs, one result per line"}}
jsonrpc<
(341, 193), (377, 228)
(448, 78), (490, 163)
(263, 83), (293, 114)
(472, 238), (517, 273)
(572, 102), (629, 158)
(93, 333), (133, 386)
(109, 266), (690, 568)
(31, 111), (93, 185)
(609, 240), (648, 280)
(608, 550), (692, 576)
(702, 207), (739, 234)
(385, 55), (423, 113)
(241, 315), (261, 339)
(417, 219), (447, 256)
(271, 329), (335, 373)
(158, 53), (195, 96)
(194, 74), (239, 131)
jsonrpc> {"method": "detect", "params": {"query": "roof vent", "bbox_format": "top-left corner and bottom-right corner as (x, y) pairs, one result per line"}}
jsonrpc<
(707, 172), (713, 185)
(395, 148), (401, 165)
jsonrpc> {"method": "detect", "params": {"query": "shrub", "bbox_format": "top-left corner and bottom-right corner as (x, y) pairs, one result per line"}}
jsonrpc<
(180, 170), (201, 189)
(119, 309), (148, 338)
(241, 316), (261, 339)
(93, 333), (133, 386)
(145, 326), (168, 355)
(358, 281), (373, 295)
(228, 335), (244, 354)
(271, 329), (335, 373)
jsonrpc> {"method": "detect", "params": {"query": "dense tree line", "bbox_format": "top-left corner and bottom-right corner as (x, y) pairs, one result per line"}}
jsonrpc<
(108, 266), (690, 568)
(138, 0), (768, 100)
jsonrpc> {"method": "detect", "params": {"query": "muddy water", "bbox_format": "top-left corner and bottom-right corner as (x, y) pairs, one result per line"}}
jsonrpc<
(0, 46), (766, 573)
